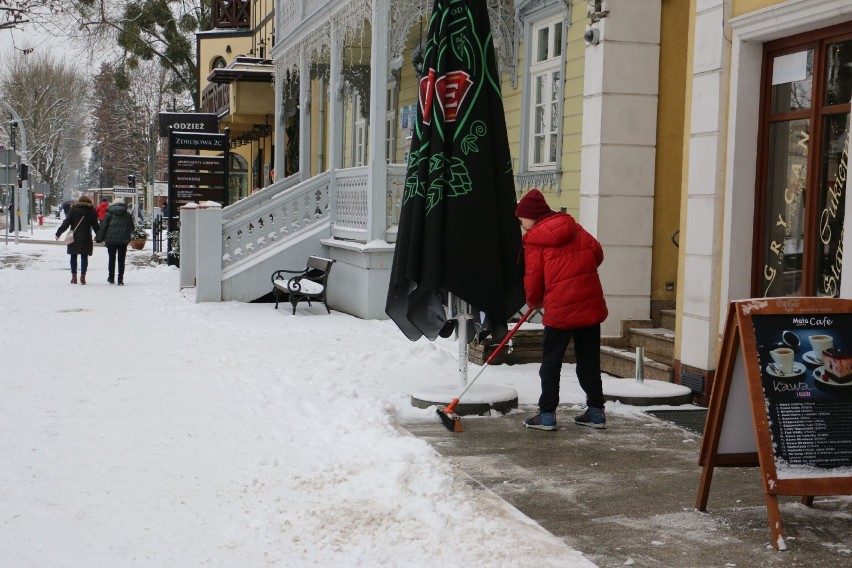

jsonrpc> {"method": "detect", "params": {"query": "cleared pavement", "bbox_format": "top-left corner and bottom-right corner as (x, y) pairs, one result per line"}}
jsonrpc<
(404, 406), (852, 568)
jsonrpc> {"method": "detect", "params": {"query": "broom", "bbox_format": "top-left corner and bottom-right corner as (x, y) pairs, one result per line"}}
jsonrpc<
(436, 308), (534, 432)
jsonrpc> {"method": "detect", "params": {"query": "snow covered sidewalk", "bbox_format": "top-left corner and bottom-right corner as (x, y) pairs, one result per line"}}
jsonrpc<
(0, 241), (596, 567)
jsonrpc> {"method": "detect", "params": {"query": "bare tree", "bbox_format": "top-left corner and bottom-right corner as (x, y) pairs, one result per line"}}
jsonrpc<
(0, 50), (88, 209)
(0, 0), (63, 30)
(36, 0), (209, 107)
(87, 59), (176, 195)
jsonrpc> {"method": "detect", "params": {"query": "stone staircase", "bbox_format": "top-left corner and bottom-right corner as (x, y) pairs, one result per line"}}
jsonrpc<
(600, 309), (677, 382)
(467, 308), (677, 385)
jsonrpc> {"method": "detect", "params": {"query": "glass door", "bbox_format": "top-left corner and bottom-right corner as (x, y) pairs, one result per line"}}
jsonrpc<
(756, 27), (852, 298)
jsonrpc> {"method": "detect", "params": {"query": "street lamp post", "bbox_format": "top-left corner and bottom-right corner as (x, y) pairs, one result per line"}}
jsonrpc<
(98, 164), (103, 203)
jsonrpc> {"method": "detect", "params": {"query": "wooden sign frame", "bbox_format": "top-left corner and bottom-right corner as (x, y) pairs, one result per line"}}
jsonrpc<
(697, 298), (852, 550)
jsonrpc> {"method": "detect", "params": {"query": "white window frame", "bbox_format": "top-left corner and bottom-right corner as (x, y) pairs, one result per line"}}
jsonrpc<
(527, 15), (563, 170)
(353, 93), (367, 167)
(518, 3), (568, 180)
(386, 83), (398, 164)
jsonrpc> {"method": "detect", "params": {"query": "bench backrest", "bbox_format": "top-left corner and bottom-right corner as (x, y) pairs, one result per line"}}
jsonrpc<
(304, 256), (334, 286)
(306, 256), (334, 273)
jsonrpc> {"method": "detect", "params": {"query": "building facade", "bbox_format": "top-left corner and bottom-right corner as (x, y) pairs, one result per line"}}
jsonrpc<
(678, 0), (852, 400)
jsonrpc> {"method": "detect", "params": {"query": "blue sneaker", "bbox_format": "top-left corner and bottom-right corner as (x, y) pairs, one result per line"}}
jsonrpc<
(524, 412), (557, 431)
(574, 406), (606, 429)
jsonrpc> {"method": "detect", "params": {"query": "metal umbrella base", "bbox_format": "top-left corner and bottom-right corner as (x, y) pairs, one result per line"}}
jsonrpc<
(410, 384), (519, 416)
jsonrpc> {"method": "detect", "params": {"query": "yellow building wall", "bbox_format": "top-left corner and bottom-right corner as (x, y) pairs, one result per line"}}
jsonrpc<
(557, 6), (591, 217)
(197, 36), (252, 104)
(308, 78), (331, 176)
(731, 0), (782, 17)
(501, 44), (523, 184)
(499, 6), (587, 217)
(651, 0), (690, 301)
(232, 82), (276, 117)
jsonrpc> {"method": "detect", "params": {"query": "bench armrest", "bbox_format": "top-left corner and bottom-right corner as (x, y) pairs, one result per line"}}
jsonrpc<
(271, 267), (307, 284)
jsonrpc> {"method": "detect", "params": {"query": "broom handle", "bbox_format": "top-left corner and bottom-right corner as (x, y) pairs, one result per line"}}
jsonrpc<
(445, 307), (534, 412)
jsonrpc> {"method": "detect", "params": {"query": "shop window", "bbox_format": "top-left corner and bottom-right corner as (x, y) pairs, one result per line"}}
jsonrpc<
(756, 28), (851, 298)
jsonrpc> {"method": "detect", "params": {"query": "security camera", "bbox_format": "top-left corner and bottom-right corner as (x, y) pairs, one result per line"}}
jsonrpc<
(584, 28), (600, 45)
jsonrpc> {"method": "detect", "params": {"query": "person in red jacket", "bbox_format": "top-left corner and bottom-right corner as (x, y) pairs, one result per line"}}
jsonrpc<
(515, 188), (608, 430)
(96, 198), (109, 221)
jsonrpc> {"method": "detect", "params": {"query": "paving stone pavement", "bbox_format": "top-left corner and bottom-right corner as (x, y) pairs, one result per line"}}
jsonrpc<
(403, 407), (852, 568)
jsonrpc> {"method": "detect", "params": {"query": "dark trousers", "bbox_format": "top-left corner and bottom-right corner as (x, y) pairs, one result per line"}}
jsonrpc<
(107, 244), (128, 281)
(538, 324), (604, 413)
(69, 254), (88, 275)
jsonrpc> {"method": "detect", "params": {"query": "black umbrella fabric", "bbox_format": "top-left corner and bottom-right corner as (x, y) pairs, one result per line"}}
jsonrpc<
(386, 0), (525, 341)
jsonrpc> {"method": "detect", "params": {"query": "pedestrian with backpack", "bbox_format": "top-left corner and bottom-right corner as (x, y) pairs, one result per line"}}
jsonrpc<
(515, 188), (609, 431)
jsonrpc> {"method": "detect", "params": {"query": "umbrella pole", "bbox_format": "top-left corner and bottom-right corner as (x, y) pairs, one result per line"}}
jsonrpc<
(453, 295), (472, 388)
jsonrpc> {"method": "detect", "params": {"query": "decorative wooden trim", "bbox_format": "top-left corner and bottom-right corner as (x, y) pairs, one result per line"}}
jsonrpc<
(213, 0), (250, 29)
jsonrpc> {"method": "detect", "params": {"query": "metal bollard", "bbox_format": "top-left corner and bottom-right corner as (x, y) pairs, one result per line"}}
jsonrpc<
(635, 346), (645, 383)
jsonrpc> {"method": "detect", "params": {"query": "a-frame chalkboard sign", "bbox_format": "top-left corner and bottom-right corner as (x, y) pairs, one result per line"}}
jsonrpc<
(697, 298), (852, 550)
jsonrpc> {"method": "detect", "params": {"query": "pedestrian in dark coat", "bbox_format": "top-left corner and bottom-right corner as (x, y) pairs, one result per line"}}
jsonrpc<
(515, 188), (609, 431)
(55, 195), (99, 285)
(96, 200), (135, 286)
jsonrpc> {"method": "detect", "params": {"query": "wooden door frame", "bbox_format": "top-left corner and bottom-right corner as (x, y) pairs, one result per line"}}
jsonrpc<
(752, 21), (852, 297)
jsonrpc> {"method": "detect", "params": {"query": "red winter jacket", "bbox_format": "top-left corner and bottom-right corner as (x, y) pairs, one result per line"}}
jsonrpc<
(521, 213), (608, 330)
(96, 200), (109, 221)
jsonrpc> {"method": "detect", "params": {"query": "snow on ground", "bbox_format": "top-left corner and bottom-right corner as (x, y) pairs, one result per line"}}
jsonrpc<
(1, 219), (600, 567)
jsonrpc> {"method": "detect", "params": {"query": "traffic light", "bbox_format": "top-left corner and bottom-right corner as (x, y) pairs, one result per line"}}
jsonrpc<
(127, 174), (136, 188)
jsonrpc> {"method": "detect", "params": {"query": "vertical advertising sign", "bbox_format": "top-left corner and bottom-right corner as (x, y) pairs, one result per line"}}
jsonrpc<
(167, 129), (229, 234)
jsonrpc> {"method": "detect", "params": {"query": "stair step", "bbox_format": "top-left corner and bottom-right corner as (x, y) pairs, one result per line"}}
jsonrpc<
(660, 309), (676, 330)
(629, 327), (675, 359)
(600, 345), (673, 382)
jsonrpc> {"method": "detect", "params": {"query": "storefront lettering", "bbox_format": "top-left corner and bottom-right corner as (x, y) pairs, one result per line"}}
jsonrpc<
(769, 239), (784, 259)
(763, 129), (808, 295)
(763, 265), (777, 295)
(820, 138), (847, 244)
(818, 134), (846, 296)
(821, 228), (844, 297)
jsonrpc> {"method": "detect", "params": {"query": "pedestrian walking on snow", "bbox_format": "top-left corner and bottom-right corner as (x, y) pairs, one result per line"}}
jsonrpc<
(96, 200), (135, 285)
(55, 195), (99, 285)
(96, 198), (109, 221)
(515, 189), (609, 431)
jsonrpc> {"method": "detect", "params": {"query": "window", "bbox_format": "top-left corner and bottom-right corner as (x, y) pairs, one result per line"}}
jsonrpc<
(755, 26), (852, 298)
(229, 153), (249, 204)
(386, 85), (398, 164)
(211, 56), (226, 70)
(354, 93), (367, 167)
(527, 16), (563, 170)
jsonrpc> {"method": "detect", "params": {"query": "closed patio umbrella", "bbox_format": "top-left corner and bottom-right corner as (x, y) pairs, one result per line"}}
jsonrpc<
(386, 0), (525, 356)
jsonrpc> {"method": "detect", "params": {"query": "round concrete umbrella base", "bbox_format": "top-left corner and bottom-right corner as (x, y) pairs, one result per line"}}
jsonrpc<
(602, 377), (694, 406)
(410, 384), (519, 416)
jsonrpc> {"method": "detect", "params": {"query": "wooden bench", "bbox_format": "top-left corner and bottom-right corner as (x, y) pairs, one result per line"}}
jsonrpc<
(271, 256), (335, 314)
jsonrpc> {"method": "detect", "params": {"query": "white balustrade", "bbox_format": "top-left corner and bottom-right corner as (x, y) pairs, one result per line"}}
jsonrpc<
(332, 167), (369, 241)
(221, 171), (331, 270)
(222, 173), (301, 225)
(222, 164), (405, 270)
